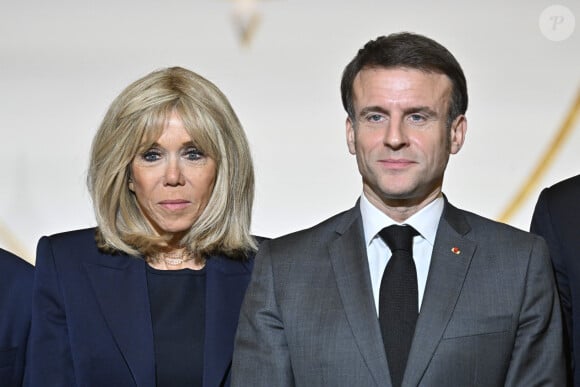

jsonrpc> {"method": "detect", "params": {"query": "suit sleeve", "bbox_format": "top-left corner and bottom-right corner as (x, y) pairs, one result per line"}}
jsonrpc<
(231, 241), (295, 387)
(0, 250), (33, 387)
(25, 236), (76, 386)
(504, 234), (567, 386)
(530, 189), (573, 359)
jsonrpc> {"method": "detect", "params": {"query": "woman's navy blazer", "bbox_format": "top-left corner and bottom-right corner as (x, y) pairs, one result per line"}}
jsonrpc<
(26, 228), (255, 387)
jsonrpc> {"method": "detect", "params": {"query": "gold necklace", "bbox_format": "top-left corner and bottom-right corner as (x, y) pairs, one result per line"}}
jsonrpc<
(155, 250), (195, 266)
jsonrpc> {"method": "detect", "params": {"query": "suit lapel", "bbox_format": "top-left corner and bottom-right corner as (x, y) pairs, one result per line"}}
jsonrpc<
(328, 206), (391, 387)
(404, 202), (476, 387)
(83, 254), (156, 387)
(203, 256), (252, 387)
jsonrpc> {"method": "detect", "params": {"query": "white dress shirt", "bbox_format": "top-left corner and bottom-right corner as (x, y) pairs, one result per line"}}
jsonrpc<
(359, 193), (444, 316)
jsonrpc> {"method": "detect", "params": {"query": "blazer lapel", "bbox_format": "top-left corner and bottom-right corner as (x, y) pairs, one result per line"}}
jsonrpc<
(83, 254), (156, 387)
(203, 256), (253, 387)
(328, 206), (391, 387)
(404, 201), (476, 387)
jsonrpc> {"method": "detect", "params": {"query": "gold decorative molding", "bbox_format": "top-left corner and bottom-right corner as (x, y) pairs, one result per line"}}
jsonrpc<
(498, 87), (580, 223)
(230, 0), (266, 47)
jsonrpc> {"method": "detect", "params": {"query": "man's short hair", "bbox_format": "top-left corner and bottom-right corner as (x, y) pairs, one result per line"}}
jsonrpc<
(340, 32), (468, 128)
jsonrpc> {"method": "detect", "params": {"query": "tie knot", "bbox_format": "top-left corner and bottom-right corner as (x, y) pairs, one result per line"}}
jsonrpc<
(379, 225), (417, 253)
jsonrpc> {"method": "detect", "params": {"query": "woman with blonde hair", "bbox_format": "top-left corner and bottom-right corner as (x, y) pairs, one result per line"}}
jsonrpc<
(26, 67), (259, 387)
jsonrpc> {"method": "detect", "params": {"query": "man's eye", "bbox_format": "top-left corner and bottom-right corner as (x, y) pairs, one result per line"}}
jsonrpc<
(409, 114), (426, 122)
(367, 114), (384, 123)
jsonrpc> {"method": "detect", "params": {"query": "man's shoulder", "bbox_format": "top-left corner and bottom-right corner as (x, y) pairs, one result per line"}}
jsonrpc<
(450, 204), (542, 246)
(531, 174), (580, 227)
(543, 174), (580, 199)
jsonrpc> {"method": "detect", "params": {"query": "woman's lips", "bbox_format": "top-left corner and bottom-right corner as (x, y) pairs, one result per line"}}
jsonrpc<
(159, 200), (191, 211)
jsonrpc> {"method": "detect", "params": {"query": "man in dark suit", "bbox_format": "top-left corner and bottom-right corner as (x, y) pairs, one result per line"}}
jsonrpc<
(531, 174), (580, 386)
(231, 32), (565, 386)
(0, 248), (33, 387)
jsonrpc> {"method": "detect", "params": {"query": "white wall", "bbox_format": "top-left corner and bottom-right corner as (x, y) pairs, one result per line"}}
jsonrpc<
(1, 0), (578, 262)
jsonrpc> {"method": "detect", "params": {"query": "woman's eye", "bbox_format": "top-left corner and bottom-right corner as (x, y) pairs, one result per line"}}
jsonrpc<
(142, 150), (161, 162)
(184, 147), (204, 161)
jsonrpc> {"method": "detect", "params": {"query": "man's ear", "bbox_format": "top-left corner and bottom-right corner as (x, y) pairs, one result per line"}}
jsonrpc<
(449, 115), (467, 154)
(346, 117), (356, 155)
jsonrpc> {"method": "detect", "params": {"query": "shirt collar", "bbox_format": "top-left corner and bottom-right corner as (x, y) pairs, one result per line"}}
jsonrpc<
(360, 193), (444, 247)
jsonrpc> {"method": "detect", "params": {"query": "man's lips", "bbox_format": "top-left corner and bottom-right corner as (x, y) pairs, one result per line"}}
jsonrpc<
(159, 200), (191, 210)
(378, 158), (415, 169)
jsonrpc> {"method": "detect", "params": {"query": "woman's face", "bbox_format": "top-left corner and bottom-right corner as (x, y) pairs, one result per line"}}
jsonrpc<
(129, 111), (217, 241)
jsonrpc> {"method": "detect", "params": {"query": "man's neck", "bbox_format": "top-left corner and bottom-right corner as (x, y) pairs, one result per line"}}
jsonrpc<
(363, 188), (443, 223)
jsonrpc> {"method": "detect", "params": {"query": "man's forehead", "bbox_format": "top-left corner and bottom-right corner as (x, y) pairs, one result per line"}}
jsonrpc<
(352, 67), (452, 106)
(355, 66), (451, 85)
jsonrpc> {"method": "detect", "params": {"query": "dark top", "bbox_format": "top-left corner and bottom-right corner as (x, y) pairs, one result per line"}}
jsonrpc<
(146, 265), (206, 387)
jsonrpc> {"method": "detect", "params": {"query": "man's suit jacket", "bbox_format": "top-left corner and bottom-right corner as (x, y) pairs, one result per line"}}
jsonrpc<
(25, 228), (254, 387)
(0, 248), (33, 387)
(531, 174), (580, 385)
(232, 199), (565, 386)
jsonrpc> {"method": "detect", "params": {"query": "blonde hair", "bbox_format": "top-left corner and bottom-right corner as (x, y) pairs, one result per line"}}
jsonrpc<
(88, 67), (256, 258)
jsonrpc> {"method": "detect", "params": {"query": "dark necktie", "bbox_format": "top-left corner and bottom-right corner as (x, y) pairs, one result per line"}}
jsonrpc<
(378, 225), (419, 387)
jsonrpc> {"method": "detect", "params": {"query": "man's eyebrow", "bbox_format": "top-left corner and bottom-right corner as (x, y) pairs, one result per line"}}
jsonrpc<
(358, 105), (438, 117)
(402, 106), (438, 116)
(358, 106), (390, 117)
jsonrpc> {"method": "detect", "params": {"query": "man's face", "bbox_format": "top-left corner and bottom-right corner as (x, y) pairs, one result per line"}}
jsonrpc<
(346, 67), (466, 213)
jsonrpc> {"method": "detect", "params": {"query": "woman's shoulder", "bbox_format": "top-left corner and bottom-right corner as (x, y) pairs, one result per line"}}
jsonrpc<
(208, 235), (267, 264)
(36, 227), (140, 271)
(37, 227), (105, 262)
(40, 227), (99, 249)
(206, 241), (265, 275)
